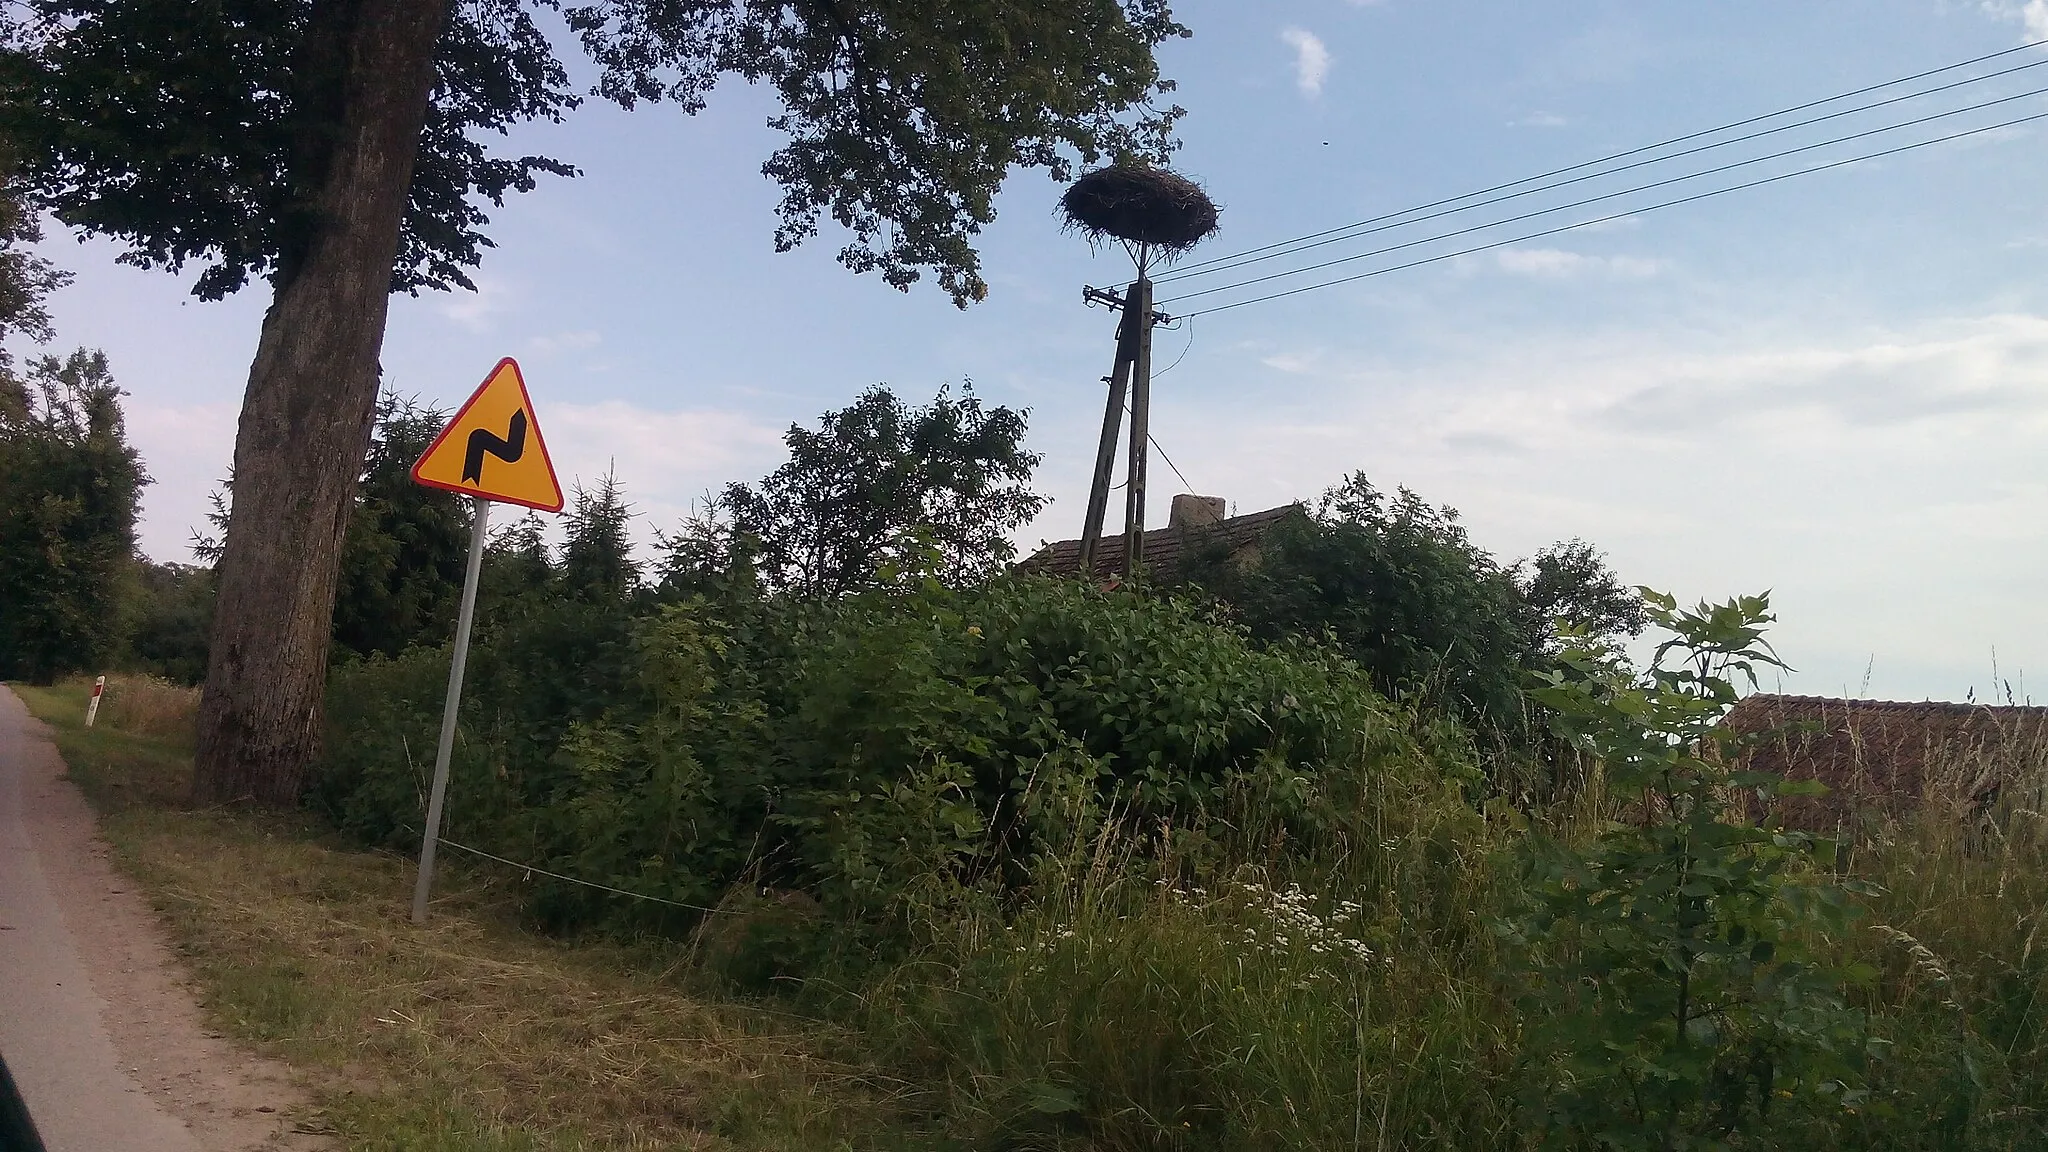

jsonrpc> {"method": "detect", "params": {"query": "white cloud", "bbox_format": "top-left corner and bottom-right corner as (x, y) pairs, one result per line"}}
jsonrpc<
(1259, 351), (1322, 375)
(1984, 1), (2048, 40)
(543, 400), (785, 549)
(1493, 246), (1665, 279)
(1033, 312), (2048, 703)
(1512, 111), (1570, 129)
(1280, 27), (1332, 97)
(526, 329), (602, 355)
(438, 276), (516, 333)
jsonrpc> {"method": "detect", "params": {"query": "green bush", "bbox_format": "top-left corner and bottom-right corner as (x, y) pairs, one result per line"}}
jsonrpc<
(312, 533), (2048, 1148)
(315, 568), (1454, 935)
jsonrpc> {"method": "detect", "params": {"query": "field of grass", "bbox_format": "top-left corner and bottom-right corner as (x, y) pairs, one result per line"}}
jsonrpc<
(11, 679), (917, 1151)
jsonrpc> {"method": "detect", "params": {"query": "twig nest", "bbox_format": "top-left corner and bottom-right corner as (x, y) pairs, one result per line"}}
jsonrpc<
(1060, 165), (1219, 255)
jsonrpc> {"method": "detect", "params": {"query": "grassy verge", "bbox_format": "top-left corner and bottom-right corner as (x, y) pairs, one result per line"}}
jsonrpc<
(10, 679), (915, 1151)
(22, 666), (2045, 1150)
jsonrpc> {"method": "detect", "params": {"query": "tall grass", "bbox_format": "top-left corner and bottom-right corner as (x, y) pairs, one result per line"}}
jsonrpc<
(92, 672), (199, 742)
(820, 701), (2048, 1151)
(841, 738), (1522, 1151)
(1827, 715), (2048, 1148)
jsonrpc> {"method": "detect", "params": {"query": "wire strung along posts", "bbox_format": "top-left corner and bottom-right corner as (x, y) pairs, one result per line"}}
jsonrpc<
(1061, 166), (1219, 577)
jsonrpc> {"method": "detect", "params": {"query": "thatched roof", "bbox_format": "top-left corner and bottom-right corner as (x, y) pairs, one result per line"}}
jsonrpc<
(1721, 694), (2048, 826)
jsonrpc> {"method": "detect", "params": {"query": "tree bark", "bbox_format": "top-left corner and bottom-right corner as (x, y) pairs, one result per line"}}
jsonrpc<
(193, 0), (451, 806)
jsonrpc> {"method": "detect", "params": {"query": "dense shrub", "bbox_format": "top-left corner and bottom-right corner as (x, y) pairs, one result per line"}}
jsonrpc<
(311, 523), (2048, 1148)
(317, 568), (1457, 933)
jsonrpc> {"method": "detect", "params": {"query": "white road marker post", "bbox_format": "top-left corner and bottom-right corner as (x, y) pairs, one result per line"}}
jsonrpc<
(84, 675), (105, 728)
(411, 497), (490, 923)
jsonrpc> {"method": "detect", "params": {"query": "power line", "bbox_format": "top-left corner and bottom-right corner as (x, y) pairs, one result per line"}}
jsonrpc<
(1161, 85), (2048, 308)
(1161, 35), (2048, 280)
(1156, 53), (2048, 286)
(1152, 316), (1197, 378)
(1177, 106), (2048, 319)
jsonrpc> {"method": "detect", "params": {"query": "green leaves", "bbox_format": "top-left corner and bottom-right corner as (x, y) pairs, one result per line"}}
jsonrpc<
(317, 564), (1424, 935)
(568, 0), (1188, 303)
(6, 0), (1186, 306)
(722, 383), (1045, 599)
(1510, 591), (1875, 1149)
(1, 0), (577, 298)
(0, 349), (144, 682)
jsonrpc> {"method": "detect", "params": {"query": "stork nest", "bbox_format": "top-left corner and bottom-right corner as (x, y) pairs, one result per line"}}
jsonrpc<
(1060, 165), (1219, 255)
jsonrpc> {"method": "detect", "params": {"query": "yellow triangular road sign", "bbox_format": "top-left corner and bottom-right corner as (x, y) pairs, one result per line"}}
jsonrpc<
(411, 358), (564, 512)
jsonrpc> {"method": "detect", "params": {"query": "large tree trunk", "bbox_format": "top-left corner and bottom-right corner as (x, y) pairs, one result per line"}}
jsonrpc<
(193, 0), (450, 806)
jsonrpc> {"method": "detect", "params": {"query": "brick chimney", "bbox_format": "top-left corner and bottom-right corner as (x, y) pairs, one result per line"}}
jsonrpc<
(1169, 494), (1227, 529)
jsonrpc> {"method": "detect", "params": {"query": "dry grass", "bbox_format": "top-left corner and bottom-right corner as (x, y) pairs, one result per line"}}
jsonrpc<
(90, 672), (200, 742)
(11, 680), (919, 1152)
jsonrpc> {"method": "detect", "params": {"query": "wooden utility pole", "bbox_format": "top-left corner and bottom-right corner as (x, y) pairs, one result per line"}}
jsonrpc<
(1123, 272), (1156, 576)
(1077, 253), (1162, 579)
(1078, 283), (1141, 575)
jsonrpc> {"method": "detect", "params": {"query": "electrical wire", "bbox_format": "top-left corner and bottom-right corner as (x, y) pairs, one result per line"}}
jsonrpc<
(1160, 85), (2048, 307)
(1160, 35), (2048, 279)
(1151, 315), (1197, 378)
(1105, 392), (1202, 494)
(1155, 53), (2048, 286)
(1176, 106), (2048, 319)
(435, 838), (741, 915)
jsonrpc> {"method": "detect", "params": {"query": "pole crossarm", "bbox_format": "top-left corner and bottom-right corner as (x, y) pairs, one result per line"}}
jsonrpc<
(1083, 284), (1175, 325)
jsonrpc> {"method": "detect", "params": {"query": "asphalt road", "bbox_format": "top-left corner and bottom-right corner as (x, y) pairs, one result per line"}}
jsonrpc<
(0, 688), (322, 1152)
(0, 687), (200, 1149)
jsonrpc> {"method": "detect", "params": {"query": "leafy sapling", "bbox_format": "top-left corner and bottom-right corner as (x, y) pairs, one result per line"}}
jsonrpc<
(1507, 591), (1879, 1150)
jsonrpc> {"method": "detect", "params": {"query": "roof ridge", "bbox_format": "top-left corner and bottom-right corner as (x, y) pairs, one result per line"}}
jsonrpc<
(1736, 693), (2048, 715)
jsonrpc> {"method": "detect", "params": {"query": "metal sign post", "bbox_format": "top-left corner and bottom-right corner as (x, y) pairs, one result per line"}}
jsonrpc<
(410, 496), (489, 923)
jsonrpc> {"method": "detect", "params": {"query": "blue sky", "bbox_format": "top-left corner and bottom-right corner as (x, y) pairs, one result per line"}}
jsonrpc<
(25, 0), (2048, 702)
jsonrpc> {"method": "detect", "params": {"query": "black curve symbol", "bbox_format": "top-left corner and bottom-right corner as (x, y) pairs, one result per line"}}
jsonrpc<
(462, 409), (527, 485)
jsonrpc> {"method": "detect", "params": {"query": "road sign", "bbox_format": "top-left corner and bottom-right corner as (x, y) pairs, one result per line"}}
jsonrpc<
(410, 357), (563, 512)
(408, 357), (565, 922)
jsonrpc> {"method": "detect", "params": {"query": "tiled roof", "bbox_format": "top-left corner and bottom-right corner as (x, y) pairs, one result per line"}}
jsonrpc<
(1017, 504), (1306, 583)
(1720, 693), (2048, 824)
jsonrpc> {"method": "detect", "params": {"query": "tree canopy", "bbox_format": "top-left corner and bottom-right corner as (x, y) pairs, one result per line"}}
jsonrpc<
(0, 0), (575, 298)
(0, 350), (146, 683)
(722, 383), (1046, 597)
(1183, 473), (1644, 738)
(0, 147), (69, 366)
(1, 0), (1186, 305)
(331, 396), (472, 660)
